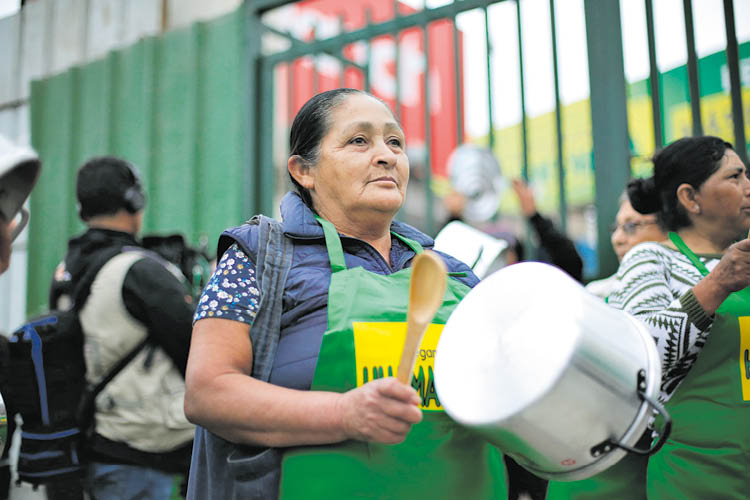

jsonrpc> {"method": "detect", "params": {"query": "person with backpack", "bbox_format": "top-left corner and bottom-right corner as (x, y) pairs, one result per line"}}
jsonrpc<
(47, 156), (195, 499)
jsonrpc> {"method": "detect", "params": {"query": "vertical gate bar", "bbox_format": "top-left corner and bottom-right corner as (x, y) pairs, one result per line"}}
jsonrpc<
(452, 1), (463, 146)
(683, 0), (703, 136)
(312, 27), (319, 95)
(339, 16), (346, 88)
(645, 0), (663, 149)
(246, 2), (261, 216)
(312, 55), (319, 94)
(549, 0), (566, 232)
(288, 60), (295, 126)
(723, 0), (747, 164)
(393, 0), (402, 121)
(584, 0), (630, 279)
(364, 7), (372, 93)
(423, 10), (435, 235)
(483, 2), (495, 149)
(515, 0), (529, 181)
(259, 60), (276, 215)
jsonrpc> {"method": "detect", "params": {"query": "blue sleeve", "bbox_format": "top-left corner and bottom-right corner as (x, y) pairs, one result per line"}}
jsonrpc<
(193, 243), (260, 326)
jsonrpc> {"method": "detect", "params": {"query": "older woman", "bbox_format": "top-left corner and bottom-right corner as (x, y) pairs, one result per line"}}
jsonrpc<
(184, 89), (507, 499)
(585, 194), (667, 299)
(608, 136), (750, 499)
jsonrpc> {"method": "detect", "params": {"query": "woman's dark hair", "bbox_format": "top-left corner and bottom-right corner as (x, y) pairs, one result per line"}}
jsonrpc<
(288, 88), (379, 207)
(627, 136), (734, 231)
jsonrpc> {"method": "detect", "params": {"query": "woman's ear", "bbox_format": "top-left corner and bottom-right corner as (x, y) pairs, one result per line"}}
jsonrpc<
(676, 183), (700, 215)
(288, 156), (314, 190)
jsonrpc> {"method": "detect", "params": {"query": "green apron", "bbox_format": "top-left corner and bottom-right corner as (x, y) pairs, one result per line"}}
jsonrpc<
(278, 217), (507, 499)
(645, 233), (750, 499)
(545, 441), (648, 499)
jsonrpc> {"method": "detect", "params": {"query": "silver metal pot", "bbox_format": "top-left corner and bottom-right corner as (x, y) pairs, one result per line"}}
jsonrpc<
(434, 262), (671, 481)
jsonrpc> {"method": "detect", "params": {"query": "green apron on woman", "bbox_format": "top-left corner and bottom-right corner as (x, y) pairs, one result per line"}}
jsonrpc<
(645, 233), (750, 499)
(545, 443), (648, 499)
(278, 217), (507, 499)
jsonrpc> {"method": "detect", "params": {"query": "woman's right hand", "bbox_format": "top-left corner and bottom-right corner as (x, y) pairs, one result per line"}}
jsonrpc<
(709, 238), (750, 293)
(337, 377), (423, 445)
(695, 239), (750, 314)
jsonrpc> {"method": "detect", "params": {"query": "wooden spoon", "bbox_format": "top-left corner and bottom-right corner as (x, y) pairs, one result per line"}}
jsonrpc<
(396, 250), (448, 384)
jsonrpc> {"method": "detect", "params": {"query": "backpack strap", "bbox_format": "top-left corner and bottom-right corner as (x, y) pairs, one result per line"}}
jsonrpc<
(68, 248), (151, 427)
(76, 337), (149, 429)
(246, 215), (294, 382)
(69, 247), (125, 313)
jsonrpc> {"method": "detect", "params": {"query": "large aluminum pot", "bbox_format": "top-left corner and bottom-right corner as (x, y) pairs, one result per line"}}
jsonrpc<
(434, 262), (671, 481)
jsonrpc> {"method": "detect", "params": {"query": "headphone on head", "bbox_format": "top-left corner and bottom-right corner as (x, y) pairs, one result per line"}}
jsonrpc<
(122, 162), (146, 214)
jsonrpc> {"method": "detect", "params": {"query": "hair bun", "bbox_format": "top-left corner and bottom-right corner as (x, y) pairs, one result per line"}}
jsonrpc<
(627, 177), (659, 214)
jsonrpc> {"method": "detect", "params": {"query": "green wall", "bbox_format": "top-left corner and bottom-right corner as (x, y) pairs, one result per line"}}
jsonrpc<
(28, 8), (248, 316)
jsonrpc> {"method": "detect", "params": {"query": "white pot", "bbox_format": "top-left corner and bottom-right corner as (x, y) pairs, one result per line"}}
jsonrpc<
(434, 262), (670, 481)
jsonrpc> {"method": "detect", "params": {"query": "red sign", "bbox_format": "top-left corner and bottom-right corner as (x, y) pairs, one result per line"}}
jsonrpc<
(270, 0), (463, 178)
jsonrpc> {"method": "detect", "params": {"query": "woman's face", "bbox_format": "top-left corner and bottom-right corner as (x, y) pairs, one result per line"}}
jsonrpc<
(611, 200), (665, 261)
(694, 150), (750, 237)
(305, 94), (409, 220)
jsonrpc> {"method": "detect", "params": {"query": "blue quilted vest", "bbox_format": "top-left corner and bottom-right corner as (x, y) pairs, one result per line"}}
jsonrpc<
(187, 192), (478, 500)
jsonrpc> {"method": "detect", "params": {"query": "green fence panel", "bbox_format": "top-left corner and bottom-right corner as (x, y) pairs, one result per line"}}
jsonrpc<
(195, 11), (248, 249)
(150, 26), (199, 239)
(110, 38), (159, 195)
(28, 73), (77, 317)
(74, 58), (112, 163)
(28, 6), (249, 316)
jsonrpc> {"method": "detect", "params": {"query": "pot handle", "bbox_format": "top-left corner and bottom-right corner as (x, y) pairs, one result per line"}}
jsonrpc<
(590, 370), (672, 458)
(610, 391), (672, 456)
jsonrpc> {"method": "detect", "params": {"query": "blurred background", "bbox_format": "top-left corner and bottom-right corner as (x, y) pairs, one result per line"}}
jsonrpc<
(0, 0), (748, 336)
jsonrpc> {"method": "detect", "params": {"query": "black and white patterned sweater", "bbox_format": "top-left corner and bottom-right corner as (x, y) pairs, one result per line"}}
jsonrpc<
(608, 241), (720, 402)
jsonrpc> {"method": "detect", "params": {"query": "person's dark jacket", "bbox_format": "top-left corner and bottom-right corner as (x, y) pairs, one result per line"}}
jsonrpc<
(528, 212), (583, 283)
(49, 228), (194, 472)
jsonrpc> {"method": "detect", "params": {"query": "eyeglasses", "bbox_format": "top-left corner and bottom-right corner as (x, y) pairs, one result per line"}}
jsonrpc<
(609, 221), (658, 235)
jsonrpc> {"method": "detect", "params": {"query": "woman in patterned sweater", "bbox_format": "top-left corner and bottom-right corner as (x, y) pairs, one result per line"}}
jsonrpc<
(608, 136), (750, 499)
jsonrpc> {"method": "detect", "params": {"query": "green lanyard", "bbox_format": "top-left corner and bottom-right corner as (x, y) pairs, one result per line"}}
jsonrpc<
(668, 232), (710, 276)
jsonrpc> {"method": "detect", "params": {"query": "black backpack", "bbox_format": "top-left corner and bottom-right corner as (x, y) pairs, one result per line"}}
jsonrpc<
(4, 248), (148, 488)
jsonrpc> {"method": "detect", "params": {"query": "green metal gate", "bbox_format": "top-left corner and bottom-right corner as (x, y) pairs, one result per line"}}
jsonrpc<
(246, 0), (631, 277)
(247, 0), (748, 282)
(26, 0), (749, 316)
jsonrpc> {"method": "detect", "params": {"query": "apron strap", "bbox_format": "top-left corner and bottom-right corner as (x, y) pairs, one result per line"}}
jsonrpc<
(392, 232), (424, 254)
(315, 216), (426, 273)
(315, 216), (348, 273)
(669, 232), (710, 277)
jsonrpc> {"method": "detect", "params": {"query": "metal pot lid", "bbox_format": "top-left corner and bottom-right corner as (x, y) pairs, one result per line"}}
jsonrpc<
(435, 262), (586, 426)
